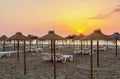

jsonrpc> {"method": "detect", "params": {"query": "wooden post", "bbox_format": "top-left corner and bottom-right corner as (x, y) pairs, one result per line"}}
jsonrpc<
(106, 41), (108, 50)
(90, 40), (93, 79)
(17, 40), (19, 60)
(115, 39), (118, 57)
(41, 40), (43, 48)
(14, 40), (16, 51)
(53, 39), (56, 79)
(81, 40), (82, 54)
(36, 40), (38, 48)
(23, 40), (26, 75)
(97, 40), (99, 66)
(3, 40), (5, 51)
(51, 40), (53, 61)
(62, 40), (64, 47)
(86, 40), (89, 48)
(29, 40), (32, 53)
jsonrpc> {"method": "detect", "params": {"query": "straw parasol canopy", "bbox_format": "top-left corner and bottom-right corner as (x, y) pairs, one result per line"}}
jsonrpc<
(0, 35), (8, 41)
(9, 32), (27, 40)
(82, 29), (109, 40)
(73, 34), (85, 40)
(39, 31), (64, 40)
(109, 32), (120, 40)
(66, 34), (78, 39)
(27, 34), (38, 40)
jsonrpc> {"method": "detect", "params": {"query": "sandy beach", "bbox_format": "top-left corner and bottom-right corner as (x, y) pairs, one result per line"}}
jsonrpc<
(0, 46), (120, 79)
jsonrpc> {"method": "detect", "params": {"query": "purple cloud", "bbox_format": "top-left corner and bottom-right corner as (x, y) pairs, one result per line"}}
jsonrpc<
(113, 8), (120, 12)
(117, 5), (120, 7)
(89, 5), (120, 19)
(88, 13), (111, 19)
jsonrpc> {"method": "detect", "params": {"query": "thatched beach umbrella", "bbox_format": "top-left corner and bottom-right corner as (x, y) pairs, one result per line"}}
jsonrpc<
(73, 34), (85, 40)
(82, 29), (109, 79)
(39, 31), (64, 79)
(73, 34), (85, 50)
(83, 29), (109, 66)
(9, 32), (27, 75)
(109, 32), (120, 57)
(27, 34), (38, 52)
(0, 35), (8, 51)
(9, 32), (27, 60)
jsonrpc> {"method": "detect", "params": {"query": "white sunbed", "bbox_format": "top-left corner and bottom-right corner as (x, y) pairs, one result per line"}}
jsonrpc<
(73, 50), (84, 54)
(42, 52), (74, 63)
(93, 47), (107, 51)
(35, 48), (43, 52)
(42, 53), (51, 61)
(0, 51), (17, 57)
(55, 54), (63, 62)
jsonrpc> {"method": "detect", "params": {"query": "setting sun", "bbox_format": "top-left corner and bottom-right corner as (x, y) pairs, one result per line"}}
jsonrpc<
(78, 29), (82, 34)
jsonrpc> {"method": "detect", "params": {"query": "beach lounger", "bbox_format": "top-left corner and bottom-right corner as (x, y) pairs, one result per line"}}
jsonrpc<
(73, 50), (84, 54)
(55, 54), (63, 62)
(93, 47), (107, 51)
(42, 53), (51, 61)
(0, 51), (17, 57)
(82, 49), (94, 55)
(35, 48), (43, 52)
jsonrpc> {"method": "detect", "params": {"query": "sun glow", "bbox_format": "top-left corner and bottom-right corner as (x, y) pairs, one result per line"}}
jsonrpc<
(78, 29), (82, 34)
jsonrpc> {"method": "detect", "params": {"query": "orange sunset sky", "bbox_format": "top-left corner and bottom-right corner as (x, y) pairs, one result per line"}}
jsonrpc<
(0, 0), (120, 37)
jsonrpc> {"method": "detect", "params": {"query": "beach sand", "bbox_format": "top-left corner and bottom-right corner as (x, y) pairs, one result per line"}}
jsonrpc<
(0, 47), (120, 79)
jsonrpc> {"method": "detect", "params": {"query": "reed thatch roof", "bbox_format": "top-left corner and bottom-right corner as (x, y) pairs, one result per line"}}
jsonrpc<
(109, 32), (120, 40)
(27, 34), (38, 40)
(0, 35), (8, 40)
(82, 29), (109, 40)
(73, 34), (85, 40)
(38, 31), (64, 40)
(9, 32), (27, 40)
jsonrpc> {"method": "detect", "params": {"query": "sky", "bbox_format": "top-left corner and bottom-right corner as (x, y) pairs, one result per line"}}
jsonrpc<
(0, 0), (120, 37)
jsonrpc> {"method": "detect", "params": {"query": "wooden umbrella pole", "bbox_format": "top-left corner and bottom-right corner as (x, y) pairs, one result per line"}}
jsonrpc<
(3, 40), (5, 51)
(29, 40), (31, 53)
(97, 40), (99, 66)
(106, 41), (108, 50)
(51, 40), (53, 61)
(53, 39), (56, 79)
(23, 39), (26, 75)
(41, 40), (43, 48)
(115, 39), (118, 57)
(81, 40), (82, 54)
(14, 40), (16, 51)
(90, 40), (93, 79)
(62, 40), (64, 47)
(36, 40), (38, 48)
(17, 40), (20, 60)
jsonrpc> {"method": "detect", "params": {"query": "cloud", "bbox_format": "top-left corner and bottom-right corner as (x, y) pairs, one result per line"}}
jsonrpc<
(113, 8), (120, 12)
(88, 14), (111, 19)
(89, 5), (120, 19)
(117, 5), (120, 7)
